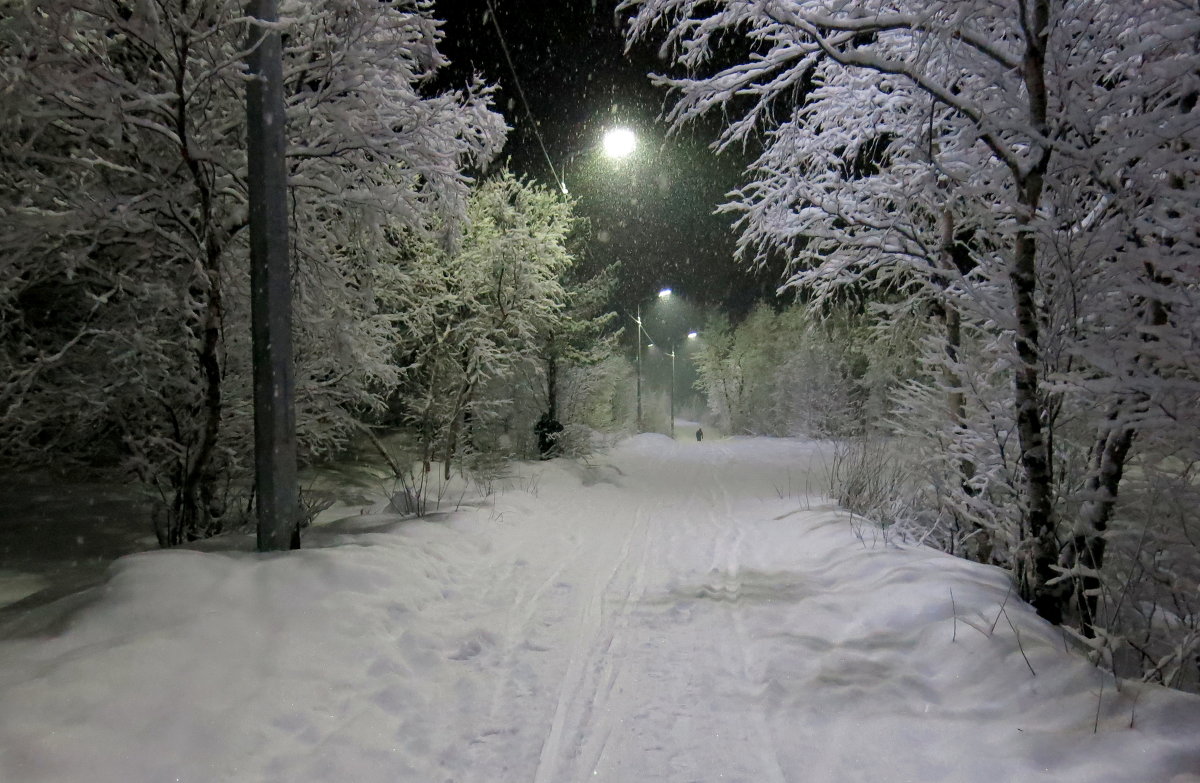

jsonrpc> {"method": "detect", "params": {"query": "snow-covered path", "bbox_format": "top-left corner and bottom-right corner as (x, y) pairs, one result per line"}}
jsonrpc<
(2, 435), (1199, 782)
(447, 436), (824, 783)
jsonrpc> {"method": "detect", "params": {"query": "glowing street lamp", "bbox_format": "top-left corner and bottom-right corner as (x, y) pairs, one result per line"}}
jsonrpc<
(560, 126), (638, 195)
(602, 127), (637, 159)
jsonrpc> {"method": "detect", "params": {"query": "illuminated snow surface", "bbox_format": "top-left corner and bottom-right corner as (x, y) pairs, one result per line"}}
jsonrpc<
(2, 433), (1199, 782)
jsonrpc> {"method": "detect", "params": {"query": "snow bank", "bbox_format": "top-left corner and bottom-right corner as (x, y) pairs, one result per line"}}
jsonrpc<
(0, 436), (1196, 782)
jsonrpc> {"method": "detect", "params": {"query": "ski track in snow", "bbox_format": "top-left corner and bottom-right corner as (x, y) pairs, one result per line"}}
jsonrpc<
(3, 435), (1200, 782)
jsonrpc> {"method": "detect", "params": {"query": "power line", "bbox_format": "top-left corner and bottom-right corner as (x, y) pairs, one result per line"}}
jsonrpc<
(484, 0), (568, 194)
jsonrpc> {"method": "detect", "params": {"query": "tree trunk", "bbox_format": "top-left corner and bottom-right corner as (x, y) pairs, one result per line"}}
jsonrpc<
(443, 410), (460, 482)
(1012, 0), (1063, 623)
(168, 23), (227, 546)
(934, 209), (989, 562)
(547, 350), (559, 422)
(1011, 203), (1062, 622)
(177, 284), (224, 544)
(1070, 261), (1170, 635)
(1072, 406), (1135, 636)
(443, 370), (474, 481)
(419, 359), (442, 474)
(1010, 214), (1073, 617)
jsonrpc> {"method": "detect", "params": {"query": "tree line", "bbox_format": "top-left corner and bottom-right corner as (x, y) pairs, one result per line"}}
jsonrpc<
(0, 1), (624, 545)
(628, 0), (1200, 691)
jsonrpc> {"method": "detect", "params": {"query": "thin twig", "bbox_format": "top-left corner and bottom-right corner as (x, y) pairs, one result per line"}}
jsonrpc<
(1002, 607), (1037, 676)
(454, 479), (469, 512)
(989, 582), (1014, 636)
(959, 616), (992, 638)
(950, 586), (958, 643)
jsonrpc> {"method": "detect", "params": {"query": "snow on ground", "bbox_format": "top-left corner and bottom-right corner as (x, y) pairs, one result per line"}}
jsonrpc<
(1, 434), (1198, 783)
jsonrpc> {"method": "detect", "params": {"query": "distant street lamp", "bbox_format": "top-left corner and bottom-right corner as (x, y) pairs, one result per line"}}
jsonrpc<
(635, 290), (698, 437)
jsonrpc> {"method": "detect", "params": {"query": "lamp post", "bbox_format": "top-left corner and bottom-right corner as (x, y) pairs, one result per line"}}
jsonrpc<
(635, 289), (694, 435)
(635, 288), (673, 433)
(667, 346), (676, 439)
(636, 302), (643, 432)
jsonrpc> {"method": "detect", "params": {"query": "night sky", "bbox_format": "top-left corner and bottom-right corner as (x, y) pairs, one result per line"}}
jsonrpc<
(436, 1), (784, 323)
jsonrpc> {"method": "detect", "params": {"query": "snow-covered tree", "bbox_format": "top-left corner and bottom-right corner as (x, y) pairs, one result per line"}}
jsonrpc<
(0, 0), (504, 543)
(536, 251), (620, 426)
(378, 172), (579, 476)
(622, 0), (1200, 635)
(690, 313), (747, 434)
(692, 303), (912, 438)
(557, 354), (635, 440)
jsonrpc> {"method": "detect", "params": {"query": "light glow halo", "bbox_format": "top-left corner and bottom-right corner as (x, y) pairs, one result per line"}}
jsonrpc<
(602, 127), (637, 159)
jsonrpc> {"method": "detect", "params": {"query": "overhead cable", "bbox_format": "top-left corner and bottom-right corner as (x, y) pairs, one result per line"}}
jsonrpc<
(484, 1), (568, 194)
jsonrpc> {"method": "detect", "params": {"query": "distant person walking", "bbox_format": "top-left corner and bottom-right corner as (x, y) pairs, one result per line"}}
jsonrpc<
(695, 427), (703, 442)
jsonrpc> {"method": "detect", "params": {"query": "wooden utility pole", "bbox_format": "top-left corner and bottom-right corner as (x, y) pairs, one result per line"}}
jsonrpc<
(246, 0), (299, 551)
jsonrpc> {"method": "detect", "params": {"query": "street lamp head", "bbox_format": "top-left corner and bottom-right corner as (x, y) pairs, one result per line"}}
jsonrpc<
(658, 288), (672, 299)
(602, 127), (637, 159)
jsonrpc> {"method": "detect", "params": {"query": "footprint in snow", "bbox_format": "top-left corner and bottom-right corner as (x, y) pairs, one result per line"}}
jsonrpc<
(447, 630), (497, 661)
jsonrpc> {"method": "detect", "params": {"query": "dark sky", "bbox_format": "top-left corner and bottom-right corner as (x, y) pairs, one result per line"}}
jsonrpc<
(436, 1), (783, 324)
